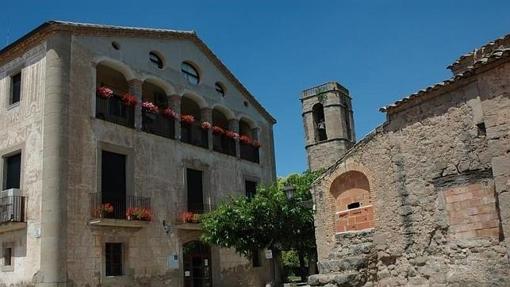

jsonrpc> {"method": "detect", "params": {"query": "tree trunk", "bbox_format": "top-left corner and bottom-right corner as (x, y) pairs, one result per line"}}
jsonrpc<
(308, 250), (318, 275)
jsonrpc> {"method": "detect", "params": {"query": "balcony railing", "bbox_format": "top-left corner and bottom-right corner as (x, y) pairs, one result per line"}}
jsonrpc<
(142, 111), (175, 139)
(213, 134), (236, 156)
(0, 196), (25, 224)
(96, 94), (135, 128)
(181, 122), (208, 148)
(240, 143), (260, 163)
(174, 203), (214, 225)
(90, 194), (152, 221)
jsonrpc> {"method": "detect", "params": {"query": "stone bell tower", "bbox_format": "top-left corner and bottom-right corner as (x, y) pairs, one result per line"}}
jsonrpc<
(301, 82), (355, 171)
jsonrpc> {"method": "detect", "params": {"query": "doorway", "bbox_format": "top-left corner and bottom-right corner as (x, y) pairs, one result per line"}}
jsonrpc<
(183, 241), (212, 287)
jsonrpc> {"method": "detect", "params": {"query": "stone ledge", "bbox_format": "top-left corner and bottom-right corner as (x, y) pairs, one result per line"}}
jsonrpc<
(0, 222), (27, 233)
(88, 218), (149, 228)
(175, 223), (202, 230)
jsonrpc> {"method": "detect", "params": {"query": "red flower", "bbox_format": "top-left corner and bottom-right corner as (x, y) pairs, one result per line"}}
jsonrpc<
(225, 130), (240, 140)
(179, 211), (193, 223)
(180, 114), (195, 124)
(142, 101), (159, 113)
(121, 93), (138, 107)
(126, 207), (152, 221)
(239, 135), (253, 144)
(96, 87), (114, 98)
(162, 107), (177, 119)
(201, 121), (212, 129)
(212, 126), (225, 135)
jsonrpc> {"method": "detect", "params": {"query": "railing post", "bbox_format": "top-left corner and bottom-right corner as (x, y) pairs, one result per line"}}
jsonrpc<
(201, 107), (213, 150)
(229, 119), (240, 158)
(169, 95), (181, 139)
(128, 79), (143, 130)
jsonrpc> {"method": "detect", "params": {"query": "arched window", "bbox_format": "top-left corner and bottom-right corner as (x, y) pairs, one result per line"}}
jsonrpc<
(149, 51), (164, 69)
(215, 82), (225, 97)
(180, 96), (207, 147)
(212, 108), (236, 156)
(330, 171), (374, 233)
(181, 62), (200, 85)
(312, 103), (327, 141)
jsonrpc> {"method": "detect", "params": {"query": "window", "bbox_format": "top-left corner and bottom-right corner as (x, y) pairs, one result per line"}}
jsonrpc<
(347, 202), (361, 209)
(149, 51), (164, 69)
(181, 62), (200, 85)
(105, 243), (123, 276)
(3, 247), (12, 266)
(10, 73), (21, 105)
(215, 82), (225, 97)
(187, 169), (204, 213)
(4, 153), (21, 190)
(245, 180), (257, 199)
(101, 151), (126, 219)
(312, 103), (327, 141)
(111, 42), (120, 50)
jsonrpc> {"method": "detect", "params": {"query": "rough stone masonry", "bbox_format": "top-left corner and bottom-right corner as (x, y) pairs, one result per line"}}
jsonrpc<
(305, 34), (510, 286)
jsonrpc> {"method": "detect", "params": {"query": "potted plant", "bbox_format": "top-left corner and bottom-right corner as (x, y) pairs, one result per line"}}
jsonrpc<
(191, 213), (201, 223)
(121, 93), (138, 107)
(239, 135), (253, 145)
(126, 207), (152, 221)
(96, 87), (114, 99)
(252, 140), (261, 148)
(212, 126), (225, 135)
(179, 211), (193, 223)
(180, 114), (195, 125)
(225, 130), (240, 140)
(96, 203), (114, 218)
(142, 102), (159, 120)
(201, 121), (212, 130)
(162, 107), (177, 120)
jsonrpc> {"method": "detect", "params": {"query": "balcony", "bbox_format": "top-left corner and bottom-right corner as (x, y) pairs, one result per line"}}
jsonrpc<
(174, 203), (214, 230)
(96, 94), (135, 128)
(181, 122), (208, 148)
(89, 194), (151, 228)
(142, 111), (175, 139)
(0, 196), (26, 233)
(240, 142), (260, 163)
(213, 134), (236, 156)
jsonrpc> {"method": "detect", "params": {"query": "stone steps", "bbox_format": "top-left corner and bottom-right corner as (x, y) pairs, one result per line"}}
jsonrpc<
(318, 256), (368, 273)
(308, 271), (364, 287)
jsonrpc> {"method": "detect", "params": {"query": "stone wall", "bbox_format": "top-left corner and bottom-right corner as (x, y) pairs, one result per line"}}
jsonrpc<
(0, 43), (46, 286)
(310, 59), (510, 286)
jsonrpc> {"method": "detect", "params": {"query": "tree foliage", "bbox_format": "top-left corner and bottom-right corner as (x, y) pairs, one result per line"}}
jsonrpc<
(200, 170), (323, 258)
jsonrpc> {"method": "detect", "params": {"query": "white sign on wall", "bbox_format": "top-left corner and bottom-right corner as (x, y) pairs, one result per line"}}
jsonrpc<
(264, 250), (273, 259)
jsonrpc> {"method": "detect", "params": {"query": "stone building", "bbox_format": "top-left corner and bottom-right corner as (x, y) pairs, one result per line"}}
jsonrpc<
(304, 34), (510, 286)
(0, 21), (276, 287)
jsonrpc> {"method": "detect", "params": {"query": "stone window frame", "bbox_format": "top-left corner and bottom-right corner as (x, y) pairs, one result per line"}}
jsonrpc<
(181, 159), (211, 211)
(1, 242), (15, 272)
(100, 236), (131, 282)
(4, 65), (24, 110)
(242, 174), (260, 199)
(95, 142), (135, 200)
(0, 145), (24, 192)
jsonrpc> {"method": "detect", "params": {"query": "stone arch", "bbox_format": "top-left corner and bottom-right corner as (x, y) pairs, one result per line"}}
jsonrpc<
(239, 117), (257, 139)
(330, 170), (374, 233)
(94, 57), (136, 81)
(312, 103), (327, 141)
(182, 91), (208, 109)
(212, 107), (230, 129)
(142, 80), (168, 108)
(181, 95), (203, 121)
(211, 104), (235, 120)
(141, 75), (176, 95)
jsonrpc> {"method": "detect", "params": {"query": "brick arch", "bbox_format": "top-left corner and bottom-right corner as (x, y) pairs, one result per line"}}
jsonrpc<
(330, 170), (374, 233)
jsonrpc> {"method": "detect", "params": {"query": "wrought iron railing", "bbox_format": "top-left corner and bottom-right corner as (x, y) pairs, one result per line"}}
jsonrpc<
(174, 203), (215, 224)
(90, 193), (152, 221)
(96, 94), (135, 128)
(240, 142), (260, 163)
(0, 196), (25, 224)
(213, 134), (236, 156)
(142, 111), (175, 139)
(181, 122), (208, 148)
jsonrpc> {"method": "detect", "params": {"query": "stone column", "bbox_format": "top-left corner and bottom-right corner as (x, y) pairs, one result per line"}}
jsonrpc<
(39, 33), (70, 287)
(229, 119), (240, 158)
(128, 79), (143, 130)
(169, 95), (181, 139)
(201, 107), (213, 150)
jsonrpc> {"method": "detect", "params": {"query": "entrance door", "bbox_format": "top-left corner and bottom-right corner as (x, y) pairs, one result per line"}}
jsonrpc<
(183, 241), (212, 287)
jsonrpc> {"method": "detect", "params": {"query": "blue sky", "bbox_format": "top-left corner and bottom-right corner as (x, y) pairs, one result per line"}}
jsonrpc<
(3, 1), (510, 176)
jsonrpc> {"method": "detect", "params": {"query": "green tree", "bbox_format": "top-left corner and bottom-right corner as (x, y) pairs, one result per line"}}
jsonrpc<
(200, 169), (322, 284)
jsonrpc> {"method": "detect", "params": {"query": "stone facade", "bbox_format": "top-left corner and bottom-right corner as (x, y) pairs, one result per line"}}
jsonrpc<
(0, 21), (276, 287)
(307, 35), (510, 286)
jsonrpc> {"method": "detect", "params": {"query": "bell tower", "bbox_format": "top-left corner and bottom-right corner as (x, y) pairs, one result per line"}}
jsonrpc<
(300, 82), (355, 171)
